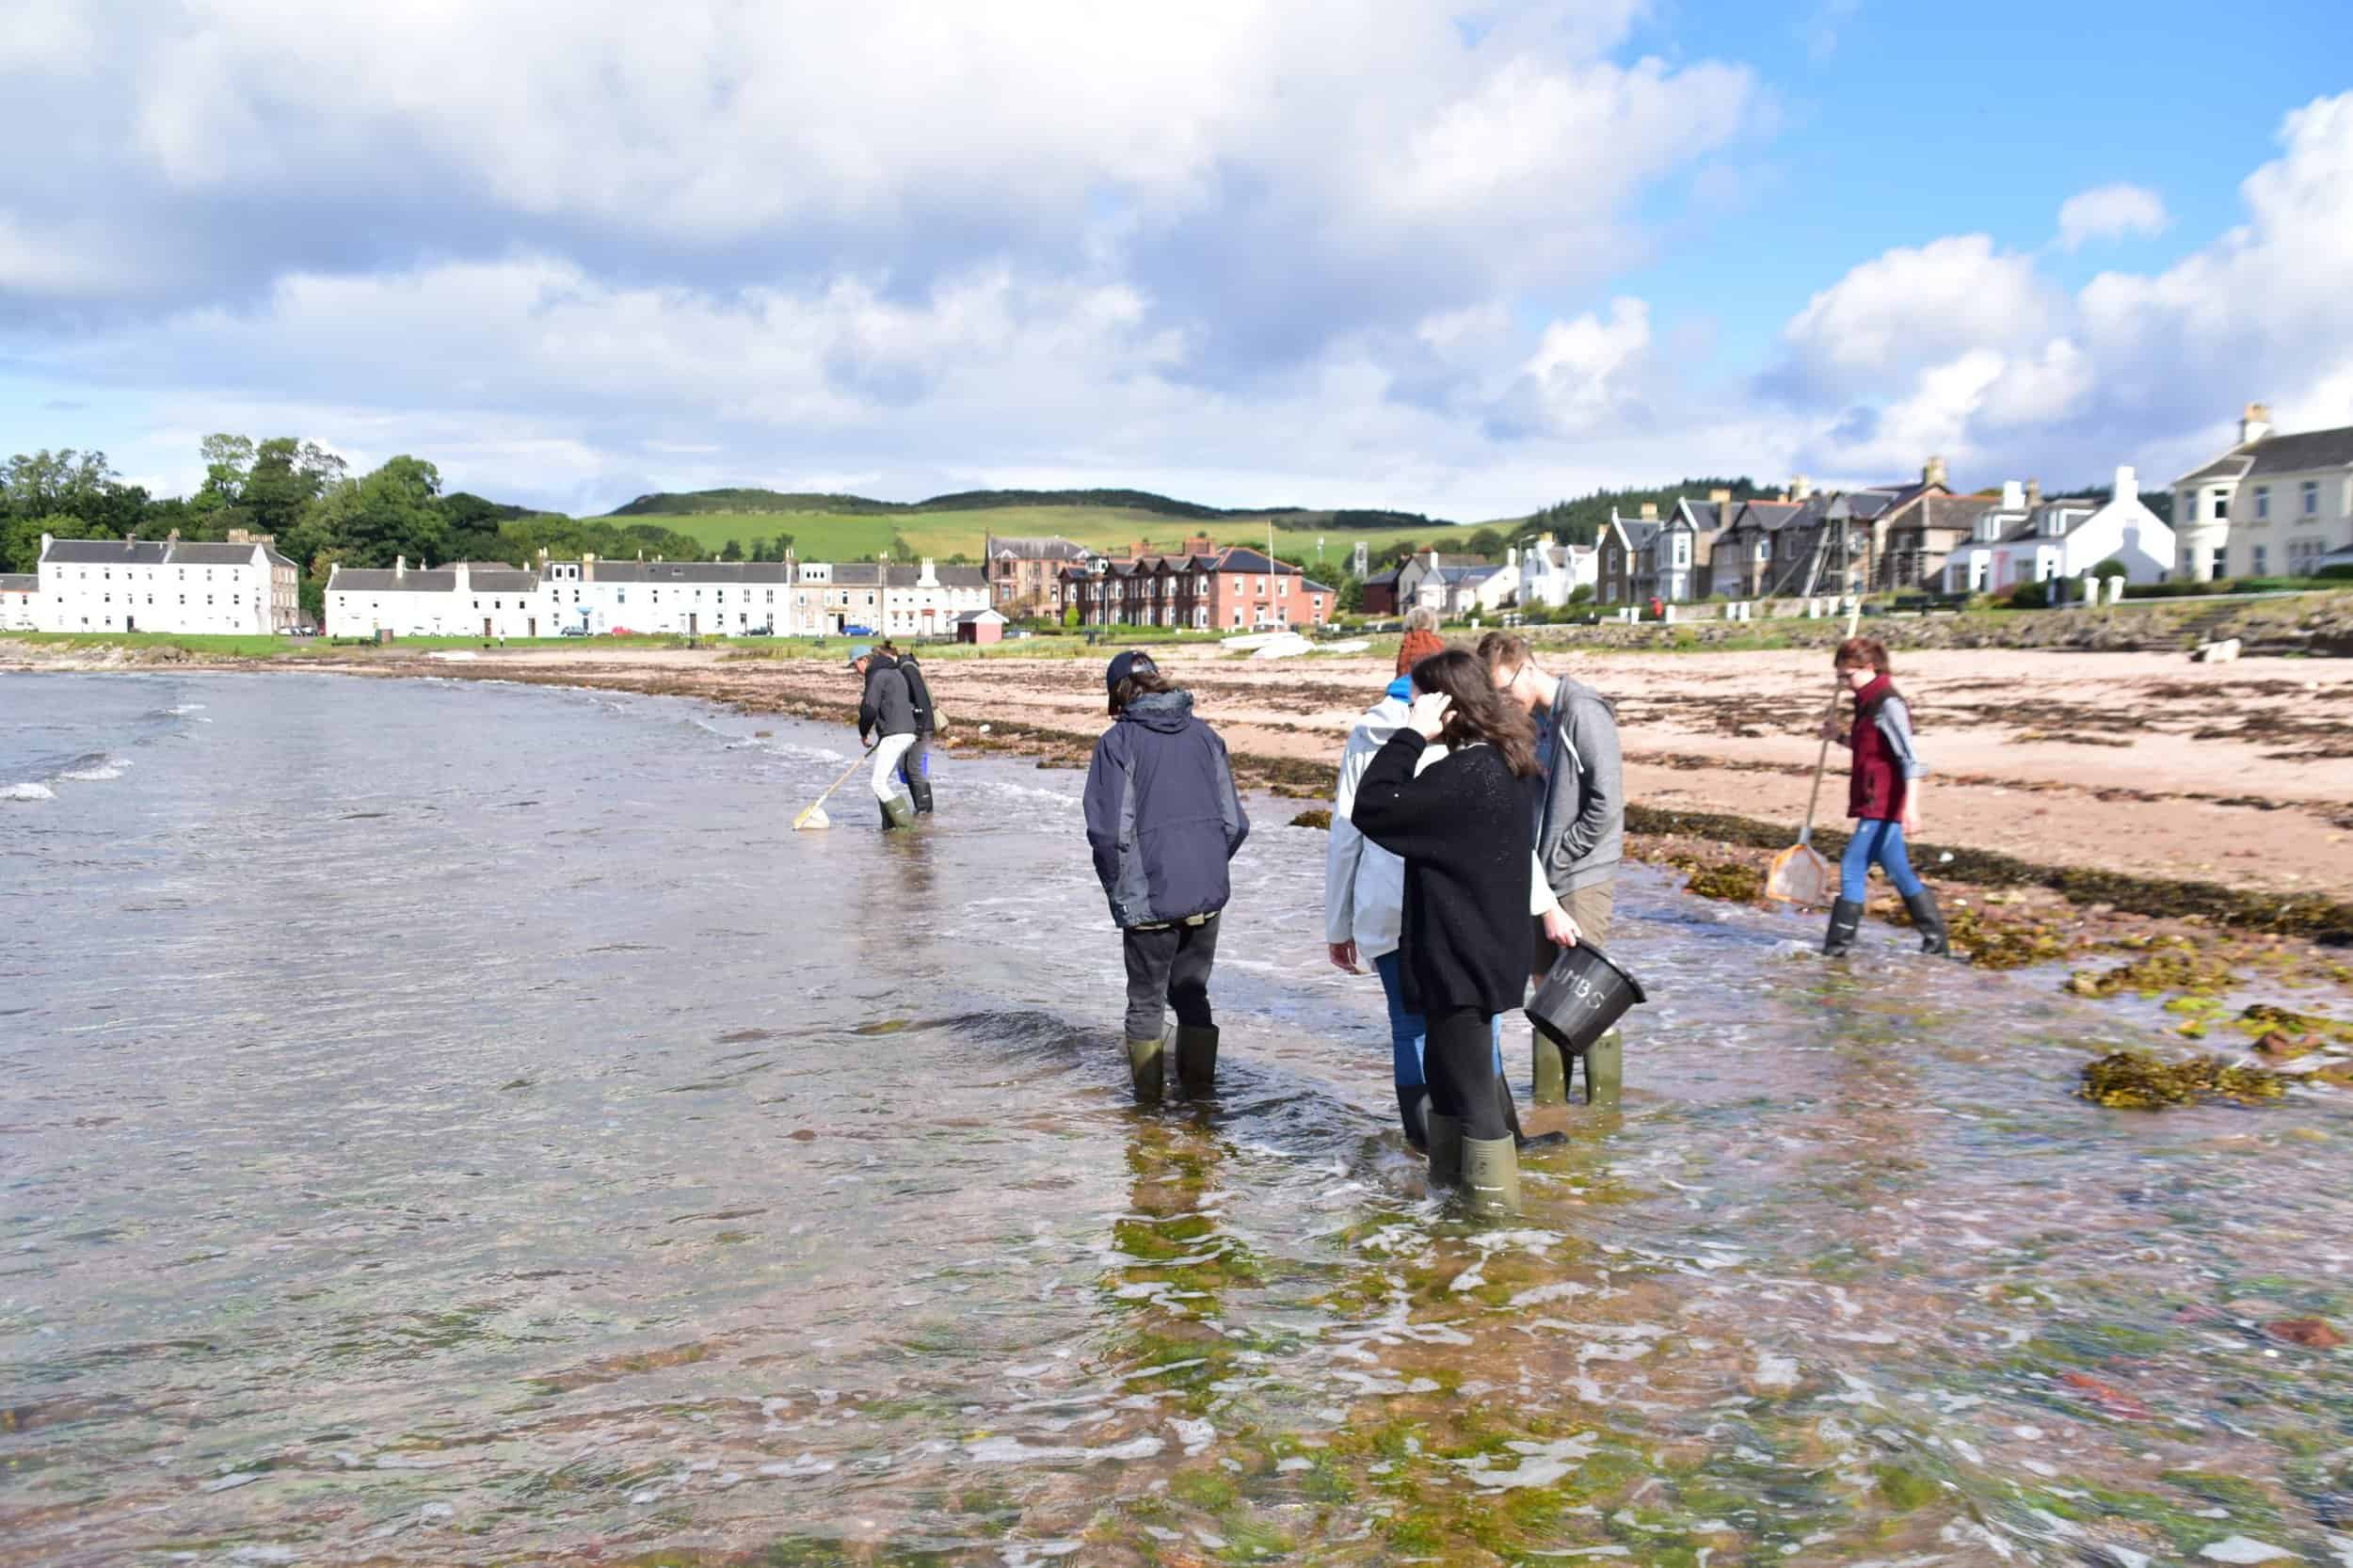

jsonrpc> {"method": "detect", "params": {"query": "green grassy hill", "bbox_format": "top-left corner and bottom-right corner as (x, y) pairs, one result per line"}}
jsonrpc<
(614, 491), (1478, 568)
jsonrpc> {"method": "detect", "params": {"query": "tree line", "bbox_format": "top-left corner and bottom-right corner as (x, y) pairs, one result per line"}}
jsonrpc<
(1, 437), (717, 619)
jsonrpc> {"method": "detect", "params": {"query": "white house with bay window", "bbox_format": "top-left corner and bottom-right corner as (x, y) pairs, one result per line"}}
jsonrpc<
(2172, 403), (2353, 582)
(1943, 466), (2175, 596)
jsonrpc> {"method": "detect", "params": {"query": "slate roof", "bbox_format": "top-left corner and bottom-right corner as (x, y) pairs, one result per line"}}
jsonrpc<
(2176, 424), (2353, 486)
(1899, 493), (1999, 536)
(469, 569), (541, 592)
(334, 568), (459, 592)
(44, 538), (169, 565)
(1364, 567), (1403, 587)
(1301, 579), (1335, 594)
(955, 608), (1008, 624)
(0, 573), (35, 592)
(167, 542), (261, 565)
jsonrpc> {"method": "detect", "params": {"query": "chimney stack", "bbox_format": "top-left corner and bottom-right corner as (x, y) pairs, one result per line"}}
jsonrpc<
(2240, 401), (2273, 445)
(2002, 480), (2025, 511)
(1708, 488), (1732, 506)
(1923, 455), (1949, 488)
(2025, 478), (2042, 509)
(168, 528), (182, 547)
(582, 552), (597, 583)
(1790, 475), (1815, 502)
(395, 554), (407, 579)
(2114, 464), (2138, 502)
(1640, 502), (1659, 520)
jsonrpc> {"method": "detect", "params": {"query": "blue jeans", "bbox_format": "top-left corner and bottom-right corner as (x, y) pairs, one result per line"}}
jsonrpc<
(1841, 819), (1924, 903)
(1371, 949), (1503, 1090)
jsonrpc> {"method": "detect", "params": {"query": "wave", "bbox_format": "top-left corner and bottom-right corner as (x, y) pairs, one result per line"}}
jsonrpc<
(2, 782), (56, 803)
(58, 755), (132, 782)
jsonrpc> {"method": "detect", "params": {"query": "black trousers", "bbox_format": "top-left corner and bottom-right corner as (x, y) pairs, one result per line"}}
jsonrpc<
(1121, 918), (1220, 1042)
(1426, 1008), (1509, 1140)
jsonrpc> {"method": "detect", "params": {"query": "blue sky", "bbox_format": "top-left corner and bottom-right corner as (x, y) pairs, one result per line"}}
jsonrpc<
(3, 0), (2351, 520)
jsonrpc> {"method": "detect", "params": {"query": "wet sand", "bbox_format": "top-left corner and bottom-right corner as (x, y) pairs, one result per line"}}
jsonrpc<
(192, 641), (2353, 903)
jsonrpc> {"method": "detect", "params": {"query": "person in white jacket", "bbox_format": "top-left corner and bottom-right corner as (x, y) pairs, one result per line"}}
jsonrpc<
(1325, 673), (1571, 1150)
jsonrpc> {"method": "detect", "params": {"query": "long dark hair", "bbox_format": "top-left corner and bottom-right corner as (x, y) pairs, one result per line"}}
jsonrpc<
(1411, 648), (1539, 777)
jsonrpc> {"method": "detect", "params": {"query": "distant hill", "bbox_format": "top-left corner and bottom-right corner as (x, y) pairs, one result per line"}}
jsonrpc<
(604, 486), (1449, 530)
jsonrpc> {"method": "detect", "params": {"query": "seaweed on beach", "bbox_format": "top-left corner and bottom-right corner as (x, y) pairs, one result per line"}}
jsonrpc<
(2066, 937), (2243, 1000)
(2077, 1049), (2286, 1109)
(1679, 859), (1765, 904)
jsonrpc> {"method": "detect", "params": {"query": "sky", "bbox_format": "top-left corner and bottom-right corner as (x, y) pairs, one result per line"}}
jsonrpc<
(4, 0), (2352, 520)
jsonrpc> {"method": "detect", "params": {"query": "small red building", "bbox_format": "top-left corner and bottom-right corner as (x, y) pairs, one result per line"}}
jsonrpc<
(955, 607), (1008, 645)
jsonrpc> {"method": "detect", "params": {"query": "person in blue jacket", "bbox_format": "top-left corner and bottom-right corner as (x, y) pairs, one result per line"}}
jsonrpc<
(1084, 650), (1250, 1099)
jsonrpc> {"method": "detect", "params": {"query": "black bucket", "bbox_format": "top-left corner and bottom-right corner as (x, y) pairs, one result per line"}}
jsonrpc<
(1526, 941), (1646, 1055)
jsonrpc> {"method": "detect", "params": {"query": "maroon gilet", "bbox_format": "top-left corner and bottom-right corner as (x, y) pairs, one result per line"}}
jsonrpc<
(1847, 674), (1905, 822)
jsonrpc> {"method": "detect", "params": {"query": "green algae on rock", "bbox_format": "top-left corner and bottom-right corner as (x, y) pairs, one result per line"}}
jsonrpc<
(2077, 1049), (2287, 1109)
(1289, 808), (1333, 830)
(1680, 859), (1766, 904)
(2067, 936), (2244, 1000)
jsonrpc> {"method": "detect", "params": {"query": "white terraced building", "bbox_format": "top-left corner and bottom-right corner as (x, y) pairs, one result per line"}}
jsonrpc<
(323, 554), (989, 640)
(30, 531), (300, 633)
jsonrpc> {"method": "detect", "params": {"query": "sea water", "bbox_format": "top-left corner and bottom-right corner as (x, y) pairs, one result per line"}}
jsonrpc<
(4, 669), (2350, 1566)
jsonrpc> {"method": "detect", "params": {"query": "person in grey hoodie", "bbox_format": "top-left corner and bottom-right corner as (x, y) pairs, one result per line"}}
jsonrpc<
(1479, 632), (1625, 1107)
(850, 646), (919, 830)
(1084, 651), (1250, 1099)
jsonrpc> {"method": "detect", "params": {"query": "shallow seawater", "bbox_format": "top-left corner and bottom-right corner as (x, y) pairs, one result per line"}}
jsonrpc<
(4, 669), (2351, 1568)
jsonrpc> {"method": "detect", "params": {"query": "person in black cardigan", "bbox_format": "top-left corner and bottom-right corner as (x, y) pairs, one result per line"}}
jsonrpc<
(1350, 648), (1549, 1217)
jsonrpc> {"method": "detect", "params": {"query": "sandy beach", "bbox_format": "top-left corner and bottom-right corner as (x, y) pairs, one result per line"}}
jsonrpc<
(9, 634), (2353, 920)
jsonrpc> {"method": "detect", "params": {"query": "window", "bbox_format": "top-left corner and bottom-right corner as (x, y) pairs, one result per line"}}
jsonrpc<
(2301, 480), (2319, 517)
(2211, 488), (2230, 522)
(2254, 485), (2270, 520)
(2290, 537), (2323, 573)
(2251, 544), (2267, 575)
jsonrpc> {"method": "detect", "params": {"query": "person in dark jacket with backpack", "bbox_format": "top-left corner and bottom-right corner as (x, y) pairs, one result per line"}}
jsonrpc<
(1083, 650), (1250, 1100)
(884, 642), (938, 815)
(851, 646), (919, 830)
(1817, 636), (1950, 957)
(1351, 648), (1547, 1218)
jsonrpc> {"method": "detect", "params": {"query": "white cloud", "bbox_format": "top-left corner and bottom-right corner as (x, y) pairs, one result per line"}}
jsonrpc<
(2057, 183), (2169, 251)
(1510, 298), (1657, 436)
(1777, 235), (2057, 397)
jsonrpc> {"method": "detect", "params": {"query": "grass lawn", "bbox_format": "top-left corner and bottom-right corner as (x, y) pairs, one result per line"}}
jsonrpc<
(646, 505), (1464, 571)
(0, 632), (593, 657)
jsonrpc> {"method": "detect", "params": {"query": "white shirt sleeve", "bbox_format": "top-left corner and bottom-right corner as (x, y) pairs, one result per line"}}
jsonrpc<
(1324, 727), (1373, 945)
(1529, 851), (1561, 918)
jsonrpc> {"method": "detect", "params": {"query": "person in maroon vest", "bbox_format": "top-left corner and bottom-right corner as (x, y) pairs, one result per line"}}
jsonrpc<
(1817, 637), (1952, 957)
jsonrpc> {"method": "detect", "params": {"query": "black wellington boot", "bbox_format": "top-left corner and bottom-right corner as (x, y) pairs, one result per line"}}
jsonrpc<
(1499, 1073), (1565, 1152)
(1903, 888), (1956, 958)
(1394, 1085), (1430, 1153)
(1823, 897), (1864, 956)
(907, 776), (936, 815)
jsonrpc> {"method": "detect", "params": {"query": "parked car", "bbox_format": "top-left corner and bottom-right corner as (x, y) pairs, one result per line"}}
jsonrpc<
(844, 623), (874, 636)
(559, 624), (589, 636)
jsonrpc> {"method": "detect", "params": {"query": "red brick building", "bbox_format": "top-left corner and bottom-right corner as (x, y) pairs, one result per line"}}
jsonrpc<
(1057, 547), (1334, 630)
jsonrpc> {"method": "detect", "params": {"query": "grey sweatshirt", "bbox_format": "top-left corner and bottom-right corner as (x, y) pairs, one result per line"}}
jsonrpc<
(1532, 674), (1624, 896)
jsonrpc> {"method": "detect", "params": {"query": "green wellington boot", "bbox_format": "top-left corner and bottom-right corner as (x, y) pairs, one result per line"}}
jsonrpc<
(1425, 1112), (1464, 1189)
(881, 794), (917, 830)
(1174, 1025), (1219, 1093)
(1580, 1031), (1624, 1109)
(1461, 1135), (1523, 1219)
(1531, 1027), (1568, 1107)
(1125, 1033), (1166, 1101)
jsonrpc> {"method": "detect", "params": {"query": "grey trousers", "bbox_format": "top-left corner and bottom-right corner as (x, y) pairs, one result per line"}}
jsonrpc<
(1121, 916), (1220, 1042)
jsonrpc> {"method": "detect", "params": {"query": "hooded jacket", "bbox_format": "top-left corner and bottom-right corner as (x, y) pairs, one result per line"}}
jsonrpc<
(857, 654), (918, 742)
(1083, 689), (1250, 928)
(1530, 674), (1624, 897)
(1329, 678), (1563, 959)
(898, 654), (938, 737)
